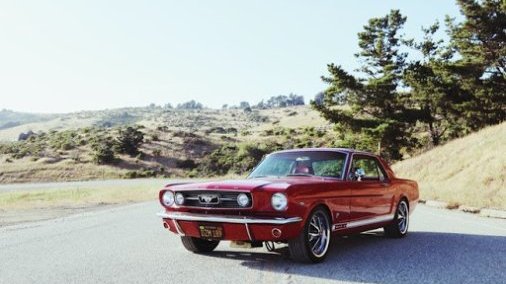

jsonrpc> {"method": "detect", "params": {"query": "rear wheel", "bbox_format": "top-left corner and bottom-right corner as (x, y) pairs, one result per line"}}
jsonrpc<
(384, 199), (409, 238)
(181, 236), (220, 253)
(288, 207), (331, 263)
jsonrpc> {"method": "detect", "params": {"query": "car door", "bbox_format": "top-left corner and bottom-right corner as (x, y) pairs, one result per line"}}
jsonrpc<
(348, 154), (394, 222)
(311, 155), (352, 224)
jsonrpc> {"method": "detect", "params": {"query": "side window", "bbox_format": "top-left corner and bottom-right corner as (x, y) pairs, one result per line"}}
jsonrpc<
(350, 156), (386, 181)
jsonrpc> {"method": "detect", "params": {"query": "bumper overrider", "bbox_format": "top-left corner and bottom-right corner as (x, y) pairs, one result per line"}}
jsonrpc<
(158, 211), (303, 241)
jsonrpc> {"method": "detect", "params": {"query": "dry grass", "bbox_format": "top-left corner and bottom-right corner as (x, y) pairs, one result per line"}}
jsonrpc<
(393, 122), (506, 210)
(0, 117), (98, 141)
(0, 179), (167, 211)
(253, 106), (329, 131)
(0, 159), (129, 184)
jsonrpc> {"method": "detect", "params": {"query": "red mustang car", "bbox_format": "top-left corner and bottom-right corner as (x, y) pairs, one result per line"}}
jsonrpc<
(158, 148), (419, 263)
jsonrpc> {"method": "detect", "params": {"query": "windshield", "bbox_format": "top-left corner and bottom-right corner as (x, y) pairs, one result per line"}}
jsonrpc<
(248, 151), (346, 179)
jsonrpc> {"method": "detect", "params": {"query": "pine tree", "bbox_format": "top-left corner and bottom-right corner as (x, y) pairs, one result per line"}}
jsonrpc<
(445, 0), (506, 129)
(403, 22), (464, 146)
(312, 10), (413, 160)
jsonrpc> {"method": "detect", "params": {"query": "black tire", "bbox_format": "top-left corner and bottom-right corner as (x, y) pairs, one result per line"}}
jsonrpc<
(384, 199), (409, 238)
(288, 207), (331, 263)
(181, 236), (220, 253)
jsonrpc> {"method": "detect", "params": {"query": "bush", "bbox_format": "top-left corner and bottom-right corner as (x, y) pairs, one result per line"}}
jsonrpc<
(124, 168), (158, 179)
(205, 127), (226, 135)
(176, 159), (197, 169)
(262, 129), (274, 136)
(198, 142), (283, 176)
(152, 149), (161, 157)
(91, 139), (116, 164)
(247, 111), (269, 122)
(240, 130), (251, 136)
(115, 127), (144, 156)
(49, 130), (79, 151)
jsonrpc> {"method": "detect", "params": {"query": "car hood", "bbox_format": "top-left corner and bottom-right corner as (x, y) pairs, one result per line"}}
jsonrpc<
(165, 176), (340, 192)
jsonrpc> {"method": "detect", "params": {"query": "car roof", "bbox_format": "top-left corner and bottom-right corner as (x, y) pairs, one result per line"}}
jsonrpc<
(271, 147), (377, 157)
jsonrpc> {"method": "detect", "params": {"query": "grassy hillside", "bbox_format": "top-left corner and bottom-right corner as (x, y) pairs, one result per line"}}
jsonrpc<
(2, 105), (504, 211)
(0, 109), (57, 132)
(393, 122), (506, 210)
(0, 106), (334, 183)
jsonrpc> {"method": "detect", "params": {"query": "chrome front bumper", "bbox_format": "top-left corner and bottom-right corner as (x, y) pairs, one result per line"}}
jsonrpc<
(157, 211), (302, 225)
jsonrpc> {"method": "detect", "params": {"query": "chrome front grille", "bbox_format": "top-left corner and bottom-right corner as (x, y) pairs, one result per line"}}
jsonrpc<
(176, 191), (252, 209)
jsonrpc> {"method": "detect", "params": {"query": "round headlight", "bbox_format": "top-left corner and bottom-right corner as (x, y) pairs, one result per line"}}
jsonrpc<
(237, 193), (250, 207)
(175, 192), (185, 205)
(271, 193), (288, 211)
(162, 191), (175, 206)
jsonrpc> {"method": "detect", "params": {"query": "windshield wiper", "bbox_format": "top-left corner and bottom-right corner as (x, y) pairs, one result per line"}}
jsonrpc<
(286, 173), (314, 177)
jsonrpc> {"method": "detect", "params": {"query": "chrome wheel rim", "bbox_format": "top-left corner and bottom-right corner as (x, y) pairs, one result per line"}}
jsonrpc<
(397, 201), (409, 234)
(308, 211), (330, 258)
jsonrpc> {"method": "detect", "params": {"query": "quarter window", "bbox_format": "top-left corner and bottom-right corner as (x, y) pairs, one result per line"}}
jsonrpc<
(350, 156), (386, 181)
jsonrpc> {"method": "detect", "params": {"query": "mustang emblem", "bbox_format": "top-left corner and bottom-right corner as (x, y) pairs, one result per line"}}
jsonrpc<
(198, 194), (219, 204)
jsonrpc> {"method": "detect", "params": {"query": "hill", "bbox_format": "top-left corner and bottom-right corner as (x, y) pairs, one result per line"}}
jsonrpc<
(393, 122), (506, 210)
(0, 109), (57, 132)
(0, 106), (332, 183)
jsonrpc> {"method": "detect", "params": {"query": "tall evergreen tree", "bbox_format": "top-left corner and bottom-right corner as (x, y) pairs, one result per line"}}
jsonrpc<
(312, 10), (413, 160)
(403, 22), (464, 146)
(445, 0), (506, 129)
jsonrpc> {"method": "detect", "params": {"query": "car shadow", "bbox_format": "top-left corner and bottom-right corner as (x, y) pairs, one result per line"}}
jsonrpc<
(203, 231), (506, 283)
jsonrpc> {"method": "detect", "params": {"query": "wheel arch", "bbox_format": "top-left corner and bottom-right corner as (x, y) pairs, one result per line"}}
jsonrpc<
(398, 194), (409, 209)
(309, 202), (333, 222)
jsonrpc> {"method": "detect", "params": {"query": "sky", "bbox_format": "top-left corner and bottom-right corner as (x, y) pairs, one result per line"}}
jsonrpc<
(0, 0), (462, 113)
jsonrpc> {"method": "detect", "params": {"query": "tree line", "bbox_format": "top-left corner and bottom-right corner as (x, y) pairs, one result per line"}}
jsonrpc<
(312, 0), (505, 160)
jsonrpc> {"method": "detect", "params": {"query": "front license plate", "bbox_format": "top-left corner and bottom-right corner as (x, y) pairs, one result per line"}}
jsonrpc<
(199, 225), (223, 239)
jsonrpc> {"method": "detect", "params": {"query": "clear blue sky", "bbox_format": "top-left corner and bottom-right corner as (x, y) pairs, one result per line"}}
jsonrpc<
(0, 0), (462, 113)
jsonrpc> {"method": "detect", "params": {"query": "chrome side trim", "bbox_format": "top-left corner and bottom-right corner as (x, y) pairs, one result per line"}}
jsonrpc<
(332, 214), (395, 231)
(244, 223), (253, 241)
(157, 212), (302, 225)
(172, 219), (185, 236)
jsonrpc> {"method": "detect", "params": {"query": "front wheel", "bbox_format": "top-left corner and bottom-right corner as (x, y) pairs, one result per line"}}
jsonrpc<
(384, 199), (409, 238)
(181, 236), (220, 253)
(288, 207), (331, 263)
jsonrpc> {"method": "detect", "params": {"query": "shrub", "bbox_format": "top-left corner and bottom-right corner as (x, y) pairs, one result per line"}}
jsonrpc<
(176, 159), (197, 169)
(152, 149), (161, 157)
(91, 139), (116, 164)
(124, 168), (158, 179)
(115, 127), (144, 156)
(198, 142), (283, 176)
(157, 125), (169, 132)
(205, 127), (226, 135)
(262, 129), (274, 136)
(247, 111), (269, 122)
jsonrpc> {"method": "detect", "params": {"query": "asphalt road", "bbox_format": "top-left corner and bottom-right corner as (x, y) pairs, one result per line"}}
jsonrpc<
(1, 203), (505, 284)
